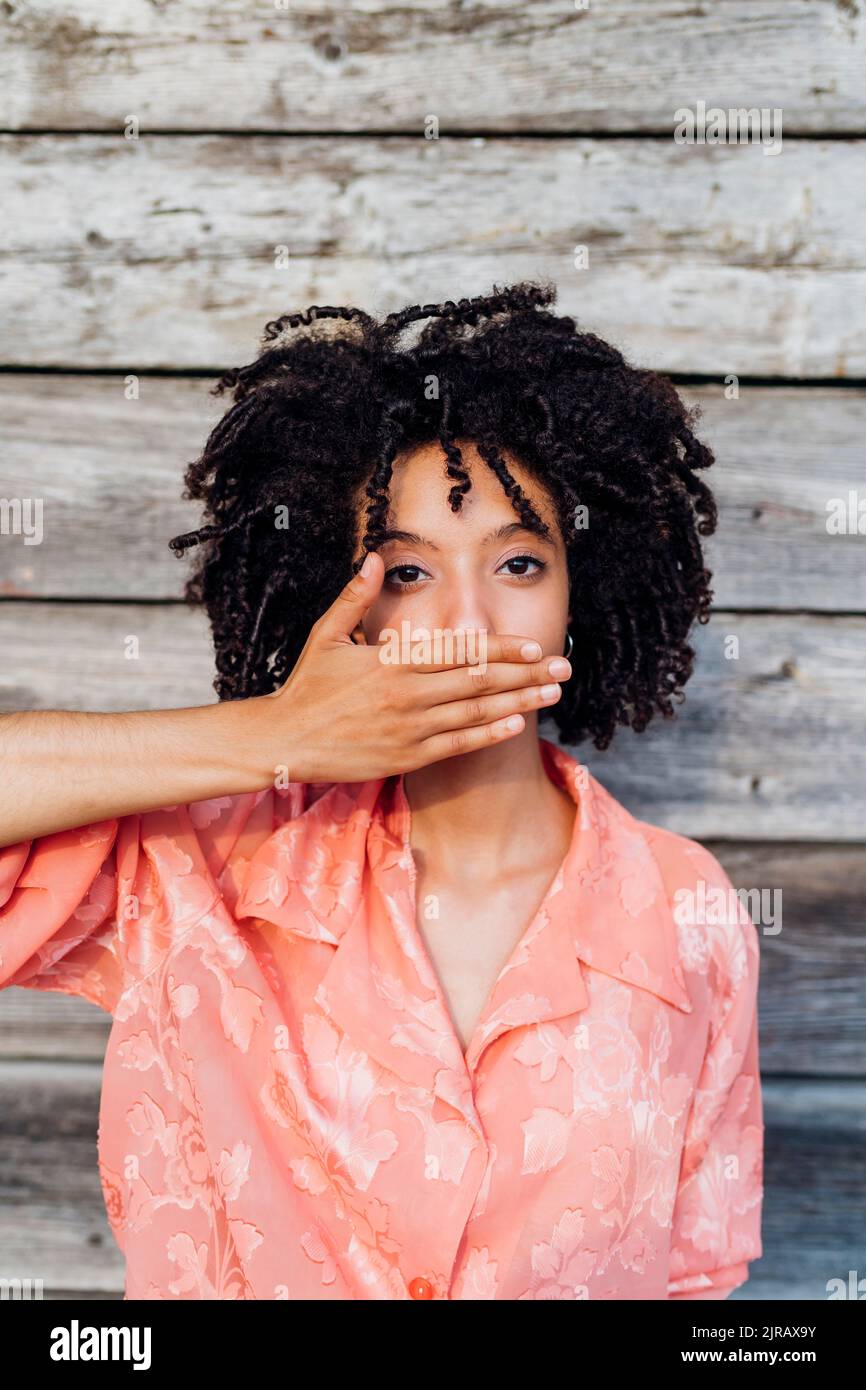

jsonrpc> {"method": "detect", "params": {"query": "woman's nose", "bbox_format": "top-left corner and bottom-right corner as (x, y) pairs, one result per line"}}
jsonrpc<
(434, 604), (492, 640)
(420, 601), (492, 670)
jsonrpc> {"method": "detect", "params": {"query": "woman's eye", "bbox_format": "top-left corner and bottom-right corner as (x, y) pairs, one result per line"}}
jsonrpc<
(499, 554), (546, 579)
(384, 565), (428, 589)
(384, 555), (546, 589)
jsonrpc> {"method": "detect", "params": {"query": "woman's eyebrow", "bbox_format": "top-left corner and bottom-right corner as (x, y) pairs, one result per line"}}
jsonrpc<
(378, 521), (554, 550)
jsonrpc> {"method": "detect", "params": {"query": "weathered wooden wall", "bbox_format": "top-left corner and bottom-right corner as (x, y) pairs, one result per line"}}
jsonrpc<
(0, 1), (864, 1301)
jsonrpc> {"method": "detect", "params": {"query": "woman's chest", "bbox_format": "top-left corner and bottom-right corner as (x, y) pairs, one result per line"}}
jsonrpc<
(411, 865), (569, 1054)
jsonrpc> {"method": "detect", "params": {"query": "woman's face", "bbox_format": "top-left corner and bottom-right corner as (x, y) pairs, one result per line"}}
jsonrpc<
(350, 439), (571, 662)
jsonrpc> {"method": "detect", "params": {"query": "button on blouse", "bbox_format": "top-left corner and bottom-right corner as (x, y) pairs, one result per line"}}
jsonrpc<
(0, 737), (763, 1299)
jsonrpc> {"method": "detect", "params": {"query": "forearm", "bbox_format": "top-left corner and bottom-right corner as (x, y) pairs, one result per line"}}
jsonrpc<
(0, 700), (279, 847)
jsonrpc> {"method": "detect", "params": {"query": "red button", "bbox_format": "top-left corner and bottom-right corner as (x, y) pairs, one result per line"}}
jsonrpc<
(408, 1276), (434, 1300)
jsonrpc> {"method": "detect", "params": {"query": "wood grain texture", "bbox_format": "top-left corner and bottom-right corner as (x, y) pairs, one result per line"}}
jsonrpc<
(0, 989), (112, 1063)
(585, 610), (866, 841)
(1, 377), (864, 608)
(1, 1), (864, 135)
(0, 1062), (125, 1295)
(2, 134), (865, 374)
(0, 1063), (855, 1300)
(0, 600), (218, 714)
(709, 843), (866, 1077)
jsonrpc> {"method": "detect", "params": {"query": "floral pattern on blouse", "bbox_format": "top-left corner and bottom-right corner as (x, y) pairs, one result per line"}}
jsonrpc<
(0, 737), (763, 1299)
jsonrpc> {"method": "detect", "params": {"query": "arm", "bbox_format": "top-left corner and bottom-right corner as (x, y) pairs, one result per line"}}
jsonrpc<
(0, 550), (572, 848)
(0, 701), (266, 848)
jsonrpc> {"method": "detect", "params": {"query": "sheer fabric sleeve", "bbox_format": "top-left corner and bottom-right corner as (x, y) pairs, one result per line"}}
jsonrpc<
(0, 818), (130, 1014)
(0, 782), (317, 1018)
(0, 789), (311, 1017)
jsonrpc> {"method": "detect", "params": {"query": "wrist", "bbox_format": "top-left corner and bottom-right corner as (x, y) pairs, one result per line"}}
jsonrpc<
(202, 693), (302, 795)
(196, 697), (267, 795)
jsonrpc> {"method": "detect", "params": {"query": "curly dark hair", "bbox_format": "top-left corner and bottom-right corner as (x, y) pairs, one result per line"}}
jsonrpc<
(168, 280), (717, 751)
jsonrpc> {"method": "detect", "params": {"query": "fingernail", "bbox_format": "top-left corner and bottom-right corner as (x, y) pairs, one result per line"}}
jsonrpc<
(521, 641), (542, 659)
(360, 552), (374, 577)
(548, 657), (571, 678)
(540, 683), (560, 700)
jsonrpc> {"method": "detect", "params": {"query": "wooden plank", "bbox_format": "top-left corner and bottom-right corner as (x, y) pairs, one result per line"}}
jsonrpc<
(1, 377), (865, 609)
(708, 844), (866, 1078)
(700, 388), (866, 613)
(586, 613), (866, 841)
(753, 1078), (866, 1301)
(1, 1), (864, 135)
(0, 606), (861, 840)
(0, 989), (111, 1063)
(0, 601), (217, 714)
(1, 135), (865, 375)
(0, 1063), (858, 1300)
(0, 375), (217, 602)
(0, 1061), (126, 1294)
(2, 843), (863, 1071)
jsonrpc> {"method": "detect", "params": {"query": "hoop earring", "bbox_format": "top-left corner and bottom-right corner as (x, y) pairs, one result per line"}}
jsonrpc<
(563, 630), (573, 659)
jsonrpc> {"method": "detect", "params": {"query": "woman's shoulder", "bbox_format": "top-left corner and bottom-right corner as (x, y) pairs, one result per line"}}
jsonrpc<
(635, 815), (761, 1000)
(177, 779), (345, 867)
(584, 766), (735, 900)
(635, 817), (733, 896)
(179, 775), (387, 876)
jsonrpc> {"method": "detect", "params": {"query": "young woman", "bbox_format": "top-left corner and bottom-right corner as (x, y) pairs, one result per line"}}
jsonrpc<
(0, 282), (763, 1300)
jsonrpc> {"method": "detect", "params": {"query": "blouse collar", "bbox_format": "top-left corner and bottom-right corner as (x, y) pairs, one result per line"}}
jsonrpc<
(235, 738), (692, 1126)
(381, 737), (693, 1019)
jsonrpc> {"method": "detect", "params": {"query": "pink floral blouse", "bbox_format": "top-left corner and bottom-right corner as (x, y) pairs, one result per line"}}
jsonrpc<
(0, 737), (763, 1300)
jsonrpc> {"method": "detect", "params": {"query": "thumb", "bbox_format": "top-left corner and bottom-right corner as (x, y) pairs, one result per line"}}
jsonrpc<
(318, 549), (384, 643)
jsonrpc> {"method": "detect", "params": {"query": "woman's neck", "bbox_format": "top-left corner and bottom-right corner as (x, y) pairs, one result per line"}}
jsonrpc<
(403, 730), (577, 880)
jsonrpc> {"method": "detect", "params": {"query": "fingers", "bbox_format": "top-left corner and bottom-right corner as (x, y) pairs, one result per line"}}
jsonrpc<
(416, 712), (531, 765)
(423, 676), (566, 736)
(316, 551), (385, 643)
(382, 631), (548, 672)
(415, 661), (571, 763)
(409, 653), (572, 706)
